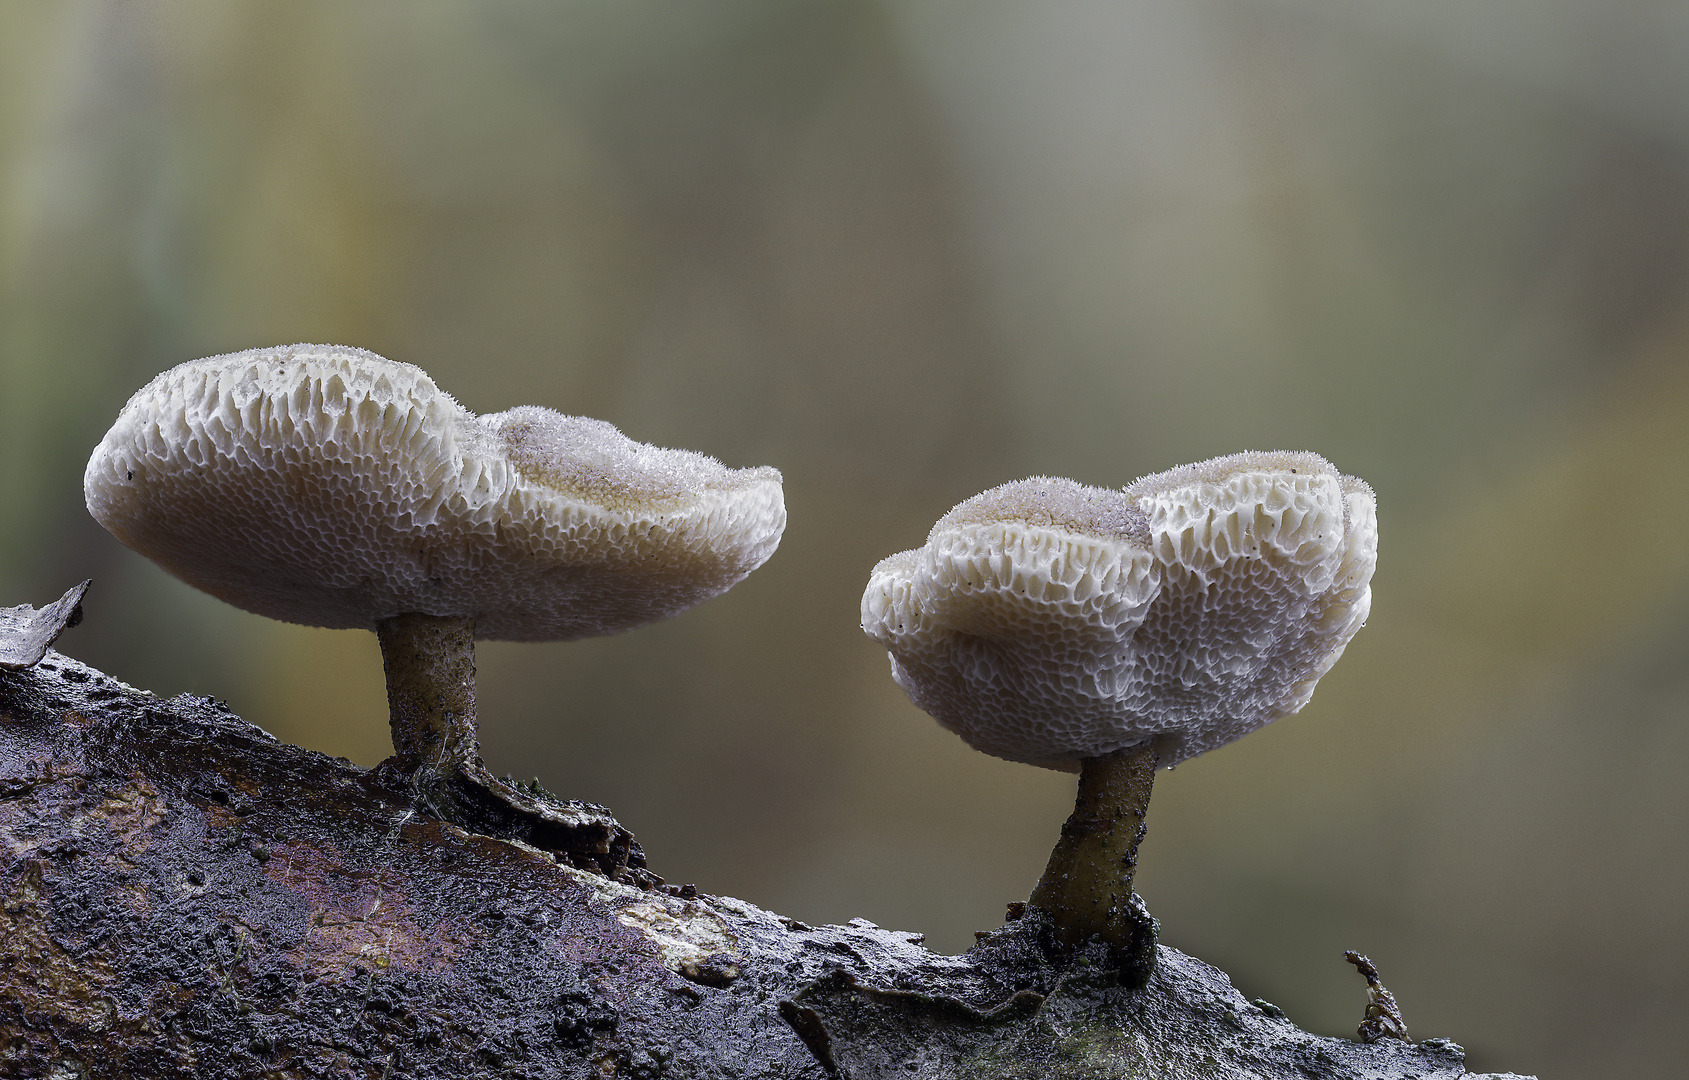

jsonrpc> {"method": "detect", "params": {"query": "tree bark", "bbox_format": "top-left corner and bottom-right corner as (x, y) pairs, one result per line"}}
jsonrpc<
(0, 592), (1533, 1080)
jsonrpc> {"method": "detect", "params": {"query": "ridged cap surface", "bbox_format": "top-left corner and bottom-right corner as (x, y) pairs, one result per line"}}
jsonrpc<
(861, 451), (1376, 769)
(85, 344), (786, 640)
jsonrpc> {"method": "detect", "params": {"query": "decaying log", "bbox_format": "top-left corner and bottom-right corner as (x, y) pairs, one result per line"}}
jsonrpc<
(0, 591), (1533, 1079)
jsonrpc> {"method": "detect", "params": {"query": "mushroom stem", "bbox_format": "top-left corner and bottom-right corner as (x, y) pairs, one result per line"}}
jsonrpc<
(376, 613), (480, 810)
(1028, 737), (1162, 977)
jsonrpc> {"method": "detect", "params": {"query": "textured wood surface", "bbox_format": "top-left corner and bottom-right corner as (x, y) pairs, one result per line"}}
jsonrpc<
(0, 601), (1533, 1079)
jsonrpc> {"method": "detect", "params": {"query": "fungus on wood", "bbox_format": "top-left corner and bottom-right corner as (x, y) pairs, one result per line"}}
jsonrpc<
(83, 344), (785, 849)
(862, 451), (1377, 979)
(0, 592), (1534, 1080)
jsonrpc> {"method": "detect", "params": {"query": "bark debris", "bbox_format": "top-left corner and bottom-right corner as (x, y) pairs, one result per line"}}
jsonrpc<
(0, 581), (89, 669)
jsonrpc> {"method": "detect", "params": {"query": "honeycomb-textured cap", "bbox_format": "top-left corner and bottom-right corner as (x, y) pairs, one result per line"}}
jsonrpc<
(861, 452), (1376, 769)
(85, 345), (786, 640)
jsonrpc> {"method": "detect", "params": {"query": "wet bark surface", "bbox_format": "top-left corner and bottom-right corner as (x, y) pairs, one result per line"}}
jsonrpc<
(0, 603), (1533, 1079)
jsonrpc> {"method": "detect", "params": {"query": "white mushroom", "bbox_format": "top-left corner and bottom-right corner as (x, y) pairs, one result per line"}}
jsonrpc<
(86, 344), (786, 815)
(861, 451), (1376, 971)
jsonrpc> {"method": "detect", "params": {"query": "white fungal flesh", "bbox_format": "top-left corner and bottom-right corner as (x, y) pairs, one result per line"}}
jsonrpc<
(861, 452), (1377, 769)
(84, 345), (786, 640)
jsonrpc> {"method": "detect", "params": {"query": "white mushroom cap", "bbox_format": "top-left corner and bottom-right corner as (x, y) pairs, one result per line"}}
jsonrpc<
(861, 451), (1376, 770)
(85, 345), (786, 640)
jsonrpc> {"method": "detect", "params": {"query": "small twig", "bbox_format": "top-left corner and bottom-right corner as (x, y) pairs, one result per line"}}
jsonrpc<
(1344, 951), (1410, 1043)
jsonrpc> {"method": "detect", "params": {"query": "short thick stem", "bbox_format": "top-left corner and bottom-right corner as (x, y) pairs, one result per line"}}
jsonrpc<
(376, 613), (478, 815)
(368, 614), (644, 873)
(1028, 738), (1161, 979)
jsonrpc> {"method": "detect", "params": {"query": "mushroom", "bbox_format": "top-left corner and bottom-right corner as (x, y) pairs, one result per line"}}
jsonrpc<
(861, 451), (1376, 975)
(85, 344), (785, 822)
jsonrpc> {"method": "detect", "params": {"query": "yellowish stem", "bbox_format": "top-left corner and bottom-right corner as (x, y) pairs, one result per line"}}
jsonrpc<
(1028, 738), (1161, 978)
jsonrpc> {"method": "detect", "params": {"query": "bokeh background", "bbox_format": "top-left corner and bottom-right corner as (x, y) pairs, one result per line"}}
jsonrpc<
(4, 2), (1687, 1076)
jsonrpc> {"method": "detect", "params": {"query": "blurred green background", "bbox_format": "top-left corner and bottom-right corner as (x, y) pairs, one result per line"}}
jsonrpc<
(4, 2), (1687, 1076)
